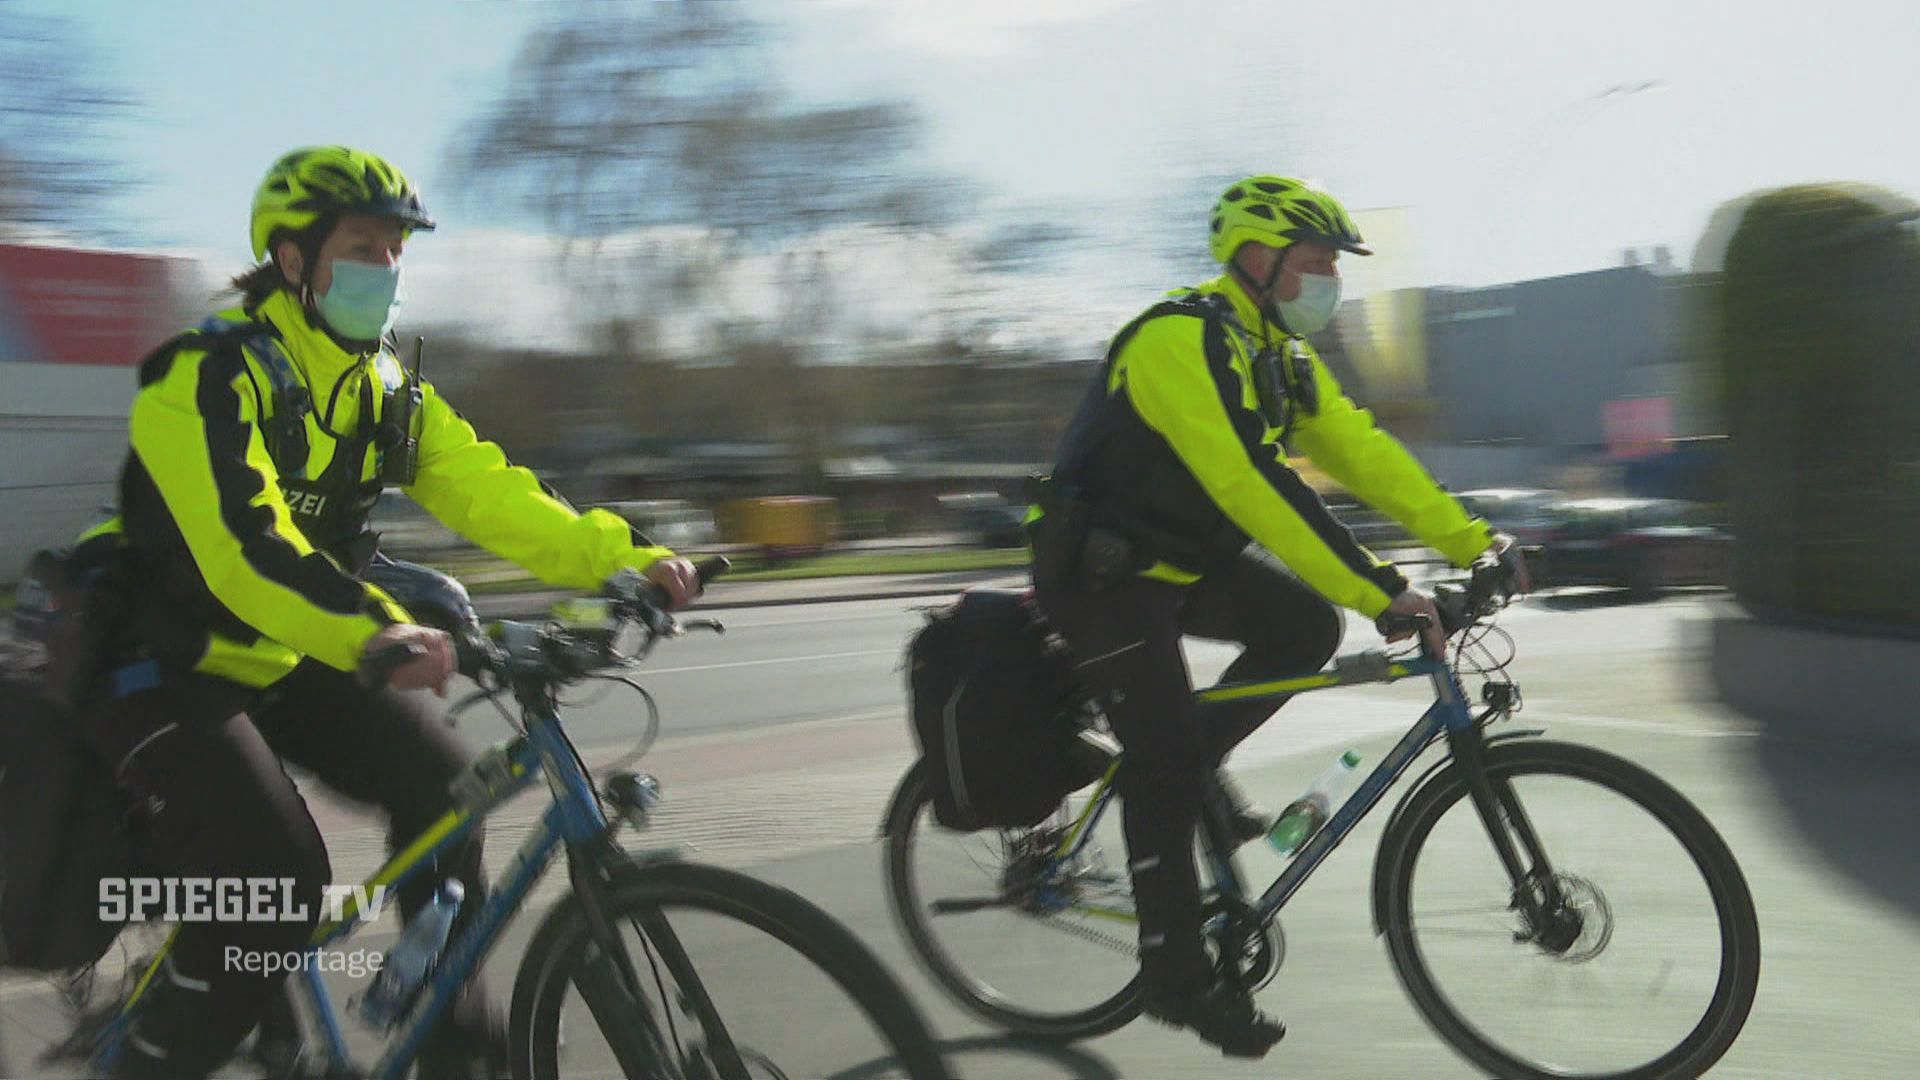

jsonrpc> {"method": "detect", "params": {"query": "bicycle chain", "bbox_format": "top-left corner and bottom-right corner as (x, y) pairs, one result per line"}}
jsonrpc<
(1031, 909), (1140, 958)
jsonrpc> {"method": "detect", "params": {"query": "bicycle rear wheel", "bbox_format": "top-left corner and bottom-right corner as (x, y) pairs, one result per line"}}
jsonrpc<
(510, 859), (947, 1080)
(1376, 739), (1760, 1079)
(882, 761), (1142, 1041)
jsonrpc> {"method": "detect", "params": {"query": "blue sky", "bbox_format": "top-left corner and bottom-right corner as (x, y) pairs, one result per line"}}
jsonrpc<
(25, 0), (1920, 346)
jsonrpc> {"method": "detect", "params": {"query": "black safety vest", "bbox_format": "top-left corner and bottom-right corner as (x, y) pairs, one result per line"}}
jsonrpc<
(146, 317), (394, 571)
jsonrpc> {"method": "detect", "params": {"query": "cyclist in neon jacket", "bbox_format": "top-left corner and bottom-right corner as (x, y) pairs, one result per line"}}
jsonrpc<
(1032, 175), (1530, 1058)
(84, 146), (700, 1078)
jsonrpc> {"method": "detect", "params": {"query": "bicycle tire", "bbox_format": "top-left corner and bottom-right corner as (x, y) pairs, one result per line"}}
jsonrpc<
(882, 761), (1142, 1041)
(1376, 739), (1761, 1079)
(509, 859), (948, 1080)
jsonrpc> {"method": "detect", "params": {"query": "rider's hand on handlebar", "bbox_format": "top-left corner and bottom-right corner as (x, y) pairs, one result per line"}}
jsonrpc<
(1490, 532), (1534, 595)
(643, 557), (703, 610)
(1379, 588), (1448, 659)
(364, 624), (456, 697)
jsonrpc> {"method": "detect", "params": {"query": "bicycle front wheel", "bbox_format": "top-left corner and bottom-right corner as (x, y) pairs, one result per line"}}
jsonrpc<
(1377, 739), (1760, 1079)
(509, 860), (947, 1080)
(882, 760), (1142, 1041)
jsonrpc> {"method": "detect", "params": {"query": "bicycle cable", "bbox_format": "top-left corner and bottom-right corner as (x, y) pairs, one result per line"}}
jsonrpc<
(636, 919), (687, 1064)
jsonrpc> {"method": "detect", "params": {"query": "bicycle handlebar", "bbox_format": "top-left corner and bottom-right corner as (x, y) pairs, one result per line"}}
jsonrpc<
(359, 556), (734, 692)
(1376, 544), (1539, 646)
(455, 555), (733, 687)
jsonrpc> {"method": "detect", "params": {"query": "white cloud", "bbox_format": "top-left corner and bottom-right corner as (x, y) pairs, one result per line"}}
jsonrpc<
(814, 0), (1143, 58)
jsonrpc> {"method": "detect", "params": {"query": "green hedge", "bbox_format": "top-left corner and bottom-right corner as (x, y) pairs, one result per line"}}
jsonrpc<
(1709, 183), (1920, 629)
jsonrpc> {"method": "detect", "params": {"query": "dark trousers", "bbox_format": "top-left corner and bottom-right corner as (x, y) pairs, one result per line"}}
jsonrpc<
(81, 659), (488, 1077)
(1033, 549), (1344, 994)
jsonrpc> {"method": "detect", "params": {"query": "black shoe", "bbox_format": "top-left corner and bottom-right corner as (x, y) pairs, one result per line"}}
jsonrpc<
(1142, 978), (1286, 1059)
(1212, 770), (1273, 849)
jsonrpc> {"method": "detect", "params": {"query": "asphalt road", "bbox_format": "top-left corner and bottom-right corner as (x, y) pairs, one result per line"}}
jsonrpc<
(5, 586), (1918, 1077)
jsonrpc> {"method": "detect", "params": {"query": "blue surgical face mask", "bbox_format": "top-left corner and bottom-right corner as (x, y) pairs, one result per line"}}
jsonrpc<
(314, 258), (404, 343)
(1274, 271), (1341, 335)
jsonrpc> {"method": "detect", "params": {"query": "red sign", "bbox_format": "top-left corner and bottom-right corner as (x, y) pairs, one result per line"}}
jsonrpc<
(0, 242), (180, 366)
(1603, 396), (1673, 459)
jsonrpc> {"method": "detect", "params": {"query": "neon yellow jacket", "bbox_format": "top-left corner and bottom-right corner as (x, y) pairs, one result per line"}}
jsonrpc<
(110, 289), (674, 687)
(1056, 274), (1491, 619)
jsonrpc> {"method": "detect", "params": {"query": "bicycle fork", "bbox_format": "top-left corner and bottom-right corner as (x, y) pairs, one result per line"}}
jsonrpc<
(567, 843), (758, 1080)
(1446, 730), (1572, 948)
(566, 845), (680, 1079)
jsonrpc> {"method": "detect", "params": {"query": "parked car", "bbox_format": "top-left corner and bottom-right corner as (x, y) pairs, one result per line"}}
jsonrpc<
(937, 492), (1029, 549)
(1455, 488), (1565, 548)
(367, 489), (464, 555)
(1533, 497), (1731, 598)
(597, 499), (721, 551)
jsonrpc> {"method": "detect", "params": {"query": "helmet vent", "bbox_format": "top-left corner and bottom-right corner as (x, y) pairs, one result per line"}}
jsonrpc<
(1223, 187), (1246, 202)
(1253, 180), (1287, 194)
(1244, 203), (1276, 221)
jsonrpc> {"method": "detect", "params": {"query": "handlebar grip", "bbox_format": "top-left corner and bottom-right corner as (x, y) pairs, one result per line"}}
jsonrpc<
(693, 555), (732, 586)
(357, 641), (426, 689)
(1376, 611), (1430, 638)
(636, 555), (734, 613)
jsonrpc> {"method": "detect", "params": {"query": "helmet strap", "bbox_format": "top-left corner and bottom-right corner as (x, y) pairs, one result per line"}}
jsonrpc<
(1228, 248), (1294, 342)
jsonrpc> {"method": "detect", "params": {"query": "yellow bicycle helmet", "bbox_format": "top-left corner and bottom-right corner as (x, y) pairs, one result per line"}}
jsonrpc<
(249, 146), (435, 261)
(1207, 175), (1370, 263)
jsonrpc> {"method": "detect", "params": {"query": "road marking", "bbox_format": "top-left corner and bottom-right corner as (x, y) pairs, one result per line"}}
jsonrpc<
(1526, 707), (1764, 740)
(640, 648), (898, 676)
(715, 609), (919, 629)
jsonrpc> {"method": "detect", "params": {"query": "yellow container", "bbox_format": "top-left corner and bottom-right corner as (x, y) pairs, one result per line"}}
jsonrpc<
(720, 496), (836, 559)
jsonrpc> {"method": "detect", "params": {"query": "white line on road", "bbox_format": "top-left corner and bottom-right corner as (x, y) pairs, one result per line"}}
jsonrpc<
(713, 609), (917, 629)
(1529, 708), (1764, 740)
(639, 648), (898, 676)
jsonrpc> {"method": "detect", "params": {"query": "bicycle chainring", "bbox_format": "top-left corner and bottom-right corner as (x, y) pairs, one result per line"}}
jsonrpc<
(1203, 896), (1285, 992)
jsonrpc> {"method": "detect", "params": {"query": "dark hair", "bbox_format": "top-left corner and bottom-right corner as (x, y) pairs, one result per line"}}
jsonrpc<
(228, 219), (333, 309)
(228, 262), (288, 309)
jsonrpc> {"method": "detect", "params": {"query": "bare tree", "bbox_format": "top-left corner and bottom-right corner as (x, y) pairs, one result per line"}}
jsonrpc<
(448, 5), (955, 247)
(0, 12), (135, 239)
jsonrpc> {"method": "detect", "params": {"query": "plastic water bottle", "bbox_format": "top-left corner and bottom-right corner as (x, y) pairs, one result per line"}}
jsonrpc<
(1266, 751), (1363, 857)
(355, 881), (464, 1029)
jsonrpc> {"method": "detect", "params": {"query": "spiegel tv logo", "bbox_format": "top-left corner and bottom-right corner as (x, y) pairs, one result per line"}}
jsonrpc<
(99, 878), (391, 924)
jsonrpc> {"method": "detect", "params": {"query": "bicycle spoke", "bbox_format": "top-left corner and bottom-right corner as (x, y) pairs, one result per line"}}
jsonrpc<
(1391, 751), (1751, 1078)
(890, 781), (1142, 1035)
(1415, 904), (1517, 921)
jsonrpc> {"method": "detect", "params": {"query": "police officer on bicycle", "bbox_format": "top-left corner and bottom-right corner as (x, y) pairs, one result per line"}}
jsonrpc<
(80, 145), (701, 1077)
(1030, 175), (1530, 1058)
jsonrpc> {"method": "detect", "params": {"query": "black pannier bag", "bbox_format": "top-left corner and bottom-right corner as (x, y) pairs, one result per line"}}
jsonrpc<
(2, 545), (137, 972)
(906, 589), (1117, 832)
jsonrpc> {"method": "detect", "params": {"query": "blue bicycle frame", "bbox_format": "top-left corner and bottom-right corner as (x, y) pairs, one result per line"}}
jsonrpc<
(101, 704), (626, 1079)
(1049, 647), (1482, 927)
